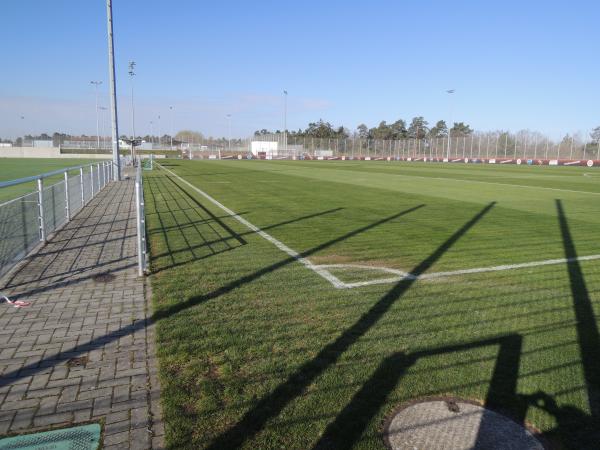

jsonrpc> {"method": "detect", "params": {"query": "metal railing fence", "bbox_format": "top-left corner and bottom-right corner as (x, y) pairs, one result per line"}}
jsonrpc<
(134, 164), (147, 276)
(248, 133), (600, 161)
(0, 161), (114, 279)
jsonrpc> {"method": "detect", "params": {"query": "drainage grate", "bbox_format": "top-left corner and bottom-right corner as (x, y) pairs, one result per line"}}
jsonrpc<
(92, 272), (116, 283)
(0, 423), (101, 450)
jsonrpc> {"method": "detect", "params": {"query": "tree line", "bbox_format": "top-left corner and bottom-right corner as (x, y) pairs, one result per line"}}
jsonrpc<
(255, 117), (474, 140)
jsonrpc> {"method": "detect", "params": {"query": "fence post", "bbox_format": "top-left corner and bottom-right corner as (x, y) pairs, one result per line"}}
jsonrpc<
(80, 167), (85, 205)
(64, 171), (70, 221)
(90, 165), (95, 198)
(135, 166), (145, 276)
(97, 163), (101, 190)
(37, 178), (46, 242)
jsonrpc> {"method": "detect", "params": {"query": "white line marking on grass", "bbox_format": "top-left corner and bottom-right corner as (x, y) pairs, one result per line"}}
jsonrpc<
(391, 173), (600, 196)
(157, 164), (346, 288)
(315, 255), (600, 287)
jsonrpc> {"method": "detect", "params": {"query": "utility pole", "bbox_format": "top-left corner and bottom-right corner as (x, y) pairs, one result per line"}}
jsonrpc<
(99, 106), (108, 148)
(169, 106), (173, 150)
(227, 114), (231, 152)
(106, 0), (121, 180)
(90, 81), (102, 149)
(446, 89), (455, 159)
(283, 90), (288, 155)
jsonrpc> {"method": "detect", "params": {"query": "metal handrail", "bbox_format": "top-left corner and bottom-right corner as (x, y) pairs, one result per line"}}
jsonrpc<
(0, 160), (116, 280)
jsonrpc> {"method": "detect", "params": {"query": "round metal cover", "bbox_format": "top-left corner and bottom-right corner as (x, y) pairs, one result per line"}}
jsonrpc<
(383, 398), (545, 450)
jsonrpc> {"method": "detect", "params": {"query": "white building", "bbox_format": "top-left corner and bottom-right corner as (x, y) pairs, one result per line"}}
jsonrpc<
(251, 141), (278, 157)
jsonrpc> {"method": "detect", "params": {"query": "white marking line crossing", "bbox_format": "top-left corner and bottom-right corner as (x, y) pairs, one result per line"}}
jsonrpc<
(318, 255), (600, 288)
(157, 164), (600, 289)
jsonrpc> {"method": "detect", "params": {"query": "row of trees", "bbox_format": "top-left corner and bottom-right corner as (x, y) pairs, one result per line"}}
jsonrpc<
(254, 117), (474, 140)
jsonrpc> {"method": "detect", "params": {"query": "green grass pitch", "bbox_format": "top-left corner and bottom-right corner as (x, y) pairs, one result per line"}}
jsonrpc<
(0, 158), (100, 202)
(145, 160), (600, 449)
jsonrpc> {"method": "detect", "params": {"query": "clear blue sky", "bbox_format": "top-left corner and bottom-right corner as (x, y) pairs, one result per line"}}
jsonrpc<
(1, 0), (598, 140)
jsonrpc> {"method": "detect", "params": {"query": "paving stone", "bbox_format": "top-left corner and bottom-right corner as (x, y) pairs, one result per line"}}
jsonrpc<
(0, 419), (13, 435)
(104, 430), (130, 446)
(106, 410), (130, 424)
(130, 426), (152, 450)
(56, 398), (94, 413)
(33, 412), (73, 428)
(10, 408), (36, 431)
(106, 419), (131, 435)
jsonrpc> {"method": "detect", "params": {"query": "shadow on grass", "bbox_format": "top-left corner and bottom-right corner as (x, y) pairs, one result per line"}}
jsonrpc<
(153, 203), (425, 321)
(145, 173), (345, 274)
(204, 202), (495, 449)
(313, 334), (524, 449)
(145, 174), (245, 273)
(310, 200), (600, 449)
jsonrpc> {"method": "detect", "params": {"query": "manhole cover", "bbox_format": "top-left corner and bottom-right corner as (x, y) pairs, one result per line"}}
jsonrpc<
(92, 272), (116, 283)
(383, 398), (545, 450)
(0, 423), (101, 449)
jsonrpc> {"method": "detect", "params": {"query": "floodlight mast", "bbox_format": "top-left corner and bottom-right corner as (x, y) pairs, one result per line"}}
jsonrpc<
(106, 0), (121, 180)
(128, 61), (136, 162)
(90, 81), (102, 149)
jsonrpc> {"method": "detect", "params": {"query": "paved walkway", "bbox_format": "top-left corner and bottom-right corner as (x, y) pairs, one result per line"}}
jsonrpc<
(0, 175), (163, 449)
